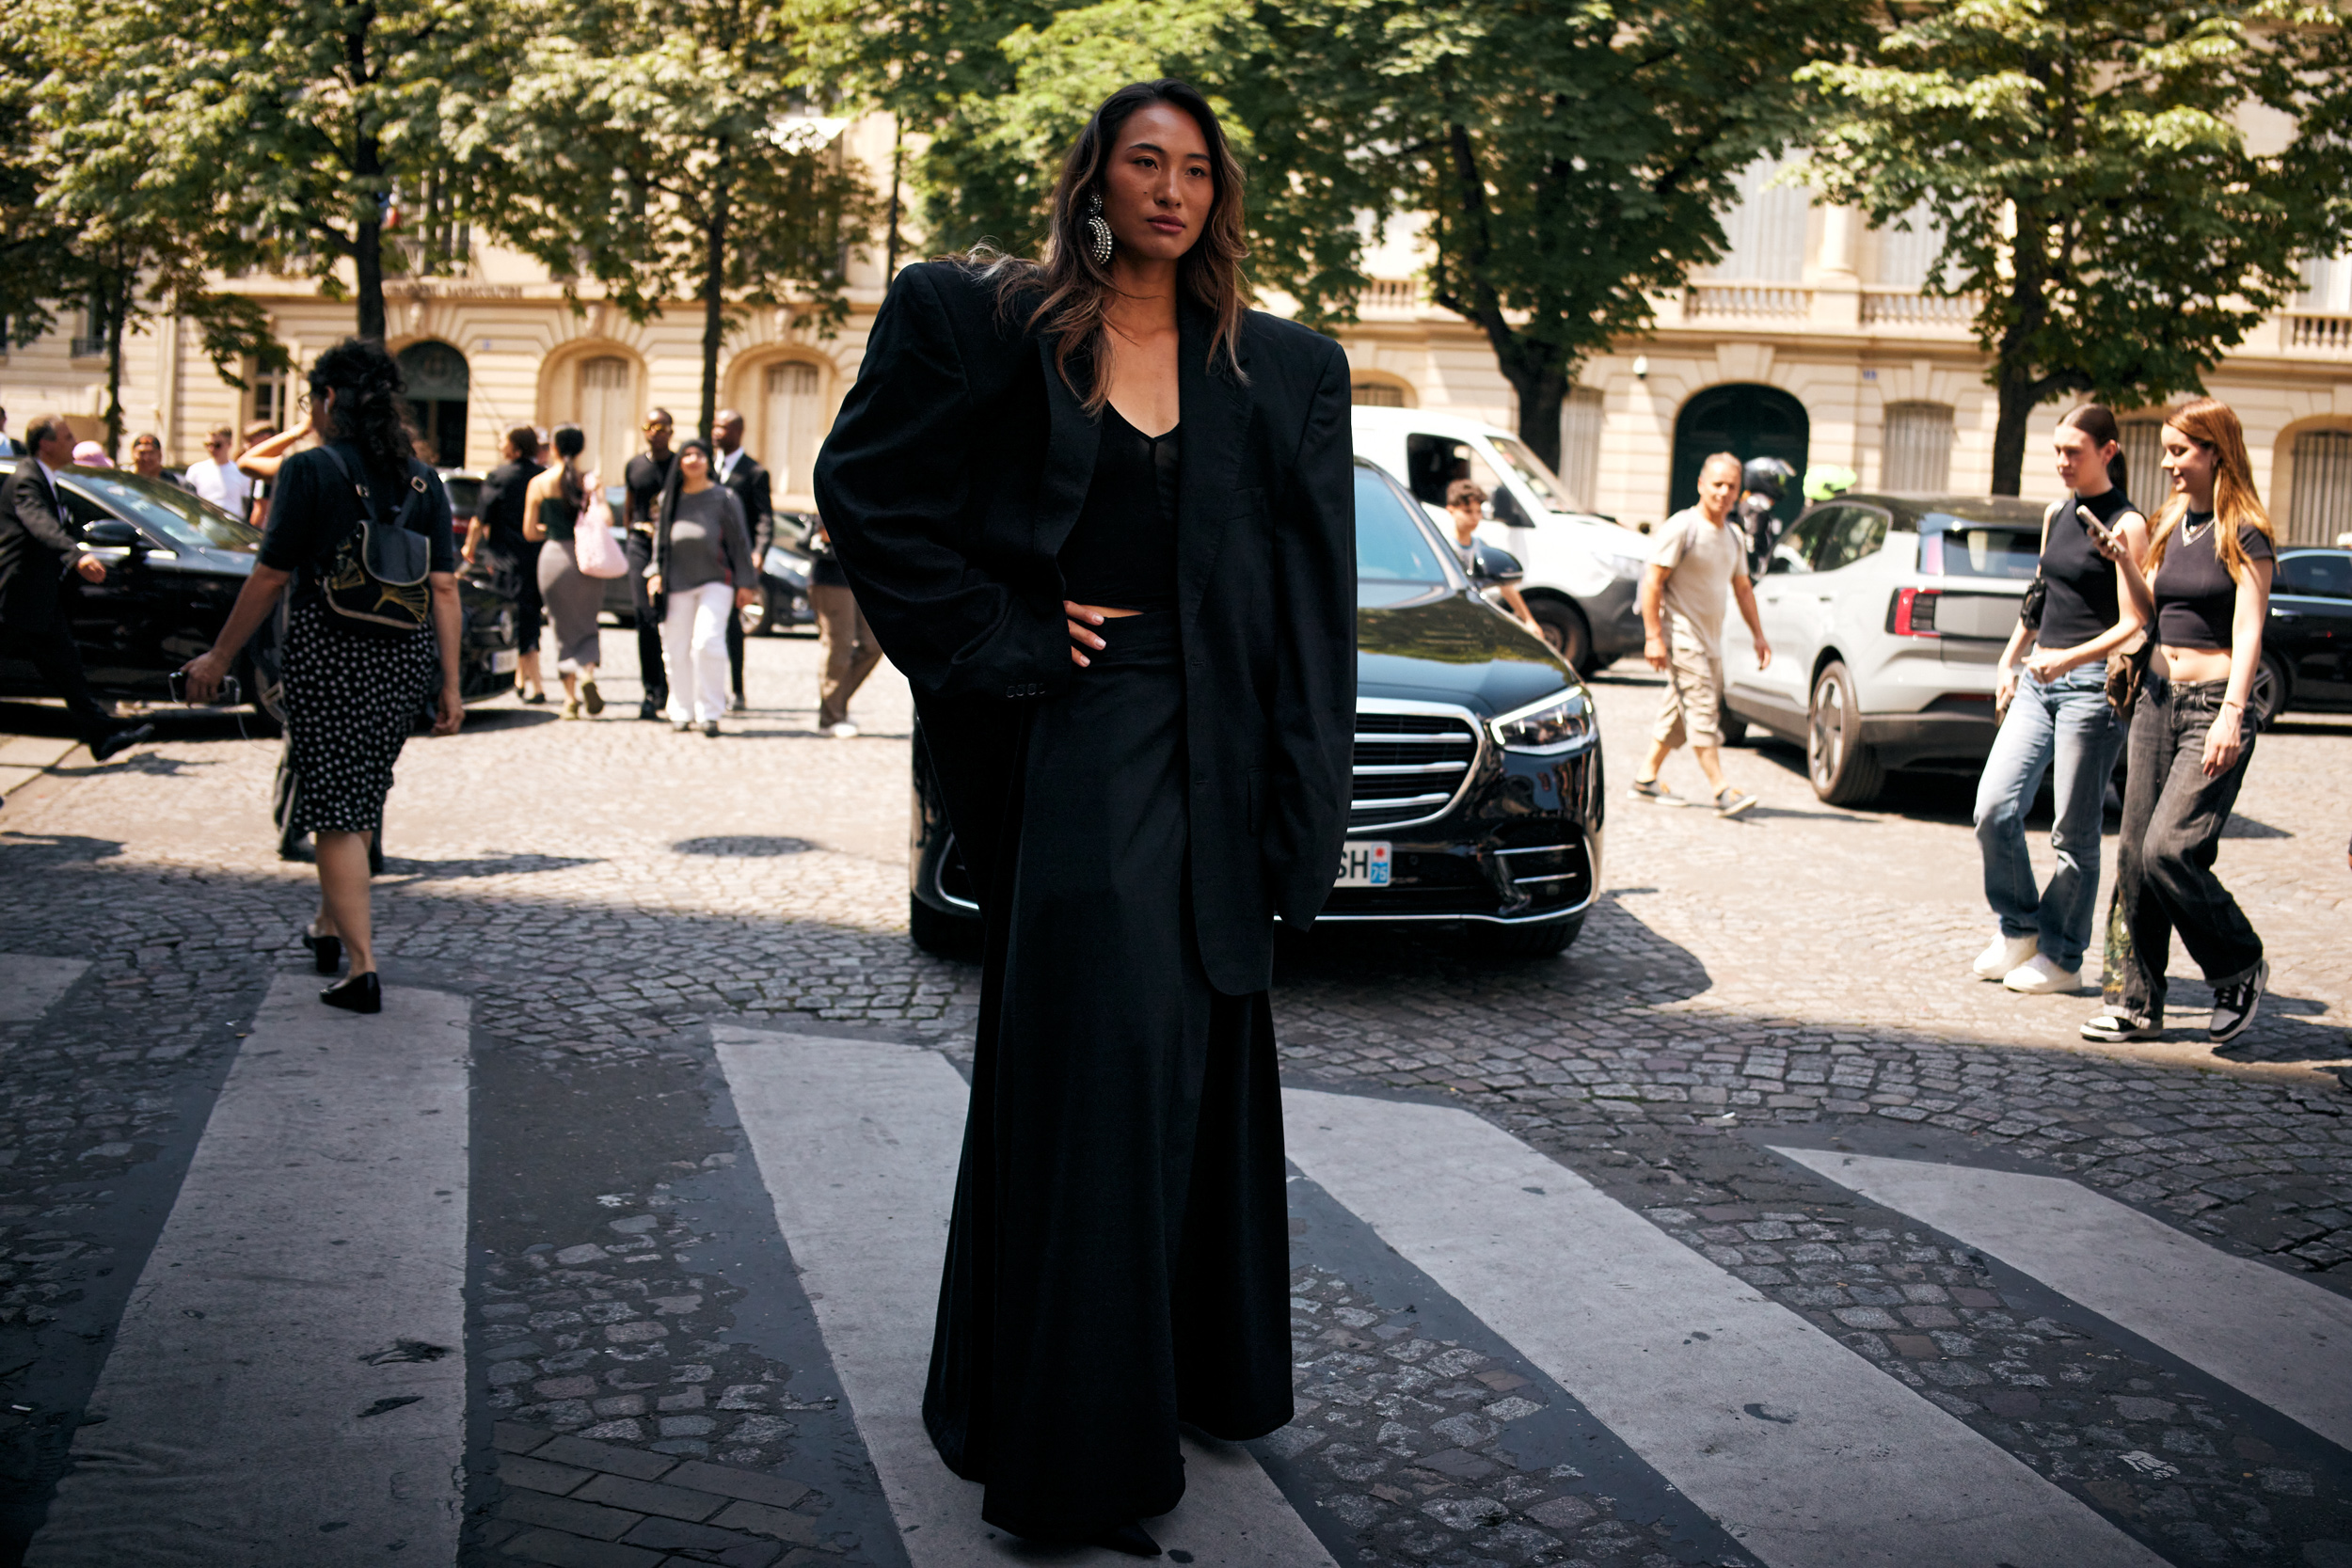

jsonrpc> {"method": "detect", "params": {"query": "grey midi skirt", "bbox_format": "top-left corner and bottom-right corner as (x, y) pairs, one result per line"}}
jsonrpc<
(537, 539), (604, 671)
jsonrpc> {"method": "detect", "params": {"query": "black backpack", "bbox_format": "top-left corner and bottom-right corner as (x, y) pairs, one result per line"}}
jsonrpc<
(314, 445), (434, 637)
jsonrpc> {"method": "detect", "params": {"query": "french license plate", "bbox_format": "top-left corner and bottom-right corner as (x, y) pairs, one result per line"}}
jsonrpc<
(491, 648), (518, 673)
(1334, 841), (1392, 888)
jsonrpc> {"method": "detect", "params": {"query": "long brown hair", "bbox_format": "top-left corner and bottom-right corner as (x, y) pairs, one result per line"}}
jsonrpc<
(2143, 397), (2275, 582)
(983, 80), (1250, 411)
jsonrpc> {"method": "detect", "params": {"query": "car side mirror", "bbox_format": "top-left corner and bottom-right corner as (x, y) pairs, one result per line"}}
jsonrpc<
(82, 519), (140, 549)
(1470, 541), (1524, 585)
(1765, 551), (1793, 576)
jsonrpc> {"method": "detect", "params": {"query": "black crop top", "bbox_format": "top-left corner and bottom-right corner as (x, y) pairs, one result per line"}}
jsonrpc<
(537, 492), (577, 544)
(1058, 404), (1180, 611)
(2153, 514), (2274, 651)
(2036, 487), (2131, 649)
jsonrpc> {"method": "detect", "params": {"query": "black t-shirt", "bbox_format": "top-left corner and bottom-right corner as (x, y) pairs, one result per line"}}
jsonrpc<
(2037, 487), (2133, 650)
(624, 450), (675, 528)
(2153, 514), (2275, 650)
(477, 459), (544, 555)
(258, 442), (458, 590)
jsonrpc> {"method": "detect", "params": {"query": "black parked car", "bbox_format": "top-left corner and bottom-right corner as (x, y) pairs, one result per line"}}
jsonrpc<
(2253, 546), (2352, 724)
(908, 459), (1605, 960)
(742, 511), (821, 637)
(0, 460), (519, 721)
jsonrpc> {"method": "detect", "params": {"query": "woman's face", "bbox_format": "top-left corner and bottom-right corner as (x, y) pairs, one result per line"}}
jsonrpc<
(2159, 423), (2217, 501)
(678, 446), (709, 483)
(1098, 102), (1216, 264)
(2052, 424), (2116, 493)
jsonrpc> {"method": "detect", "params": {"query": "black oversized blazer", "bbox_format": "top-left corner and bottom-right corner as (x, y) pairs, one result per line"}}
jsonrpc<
(813, 261), (1357, 995)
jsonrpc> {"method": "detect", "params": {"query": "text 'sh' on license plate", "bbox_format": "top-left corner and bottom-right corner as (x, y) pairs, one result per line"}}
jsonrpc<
(1334, 841), (1392, 888)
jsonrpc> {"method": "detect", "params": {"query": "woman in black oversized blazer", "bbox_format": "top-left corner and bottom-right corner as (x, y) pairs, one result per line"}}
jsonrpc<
(815, 80), (1355, 1554)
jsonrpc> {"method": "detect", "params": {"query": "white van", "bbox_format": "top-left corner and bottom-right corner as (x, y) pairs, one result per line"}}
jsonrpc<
(1352, 406), (1651, 673)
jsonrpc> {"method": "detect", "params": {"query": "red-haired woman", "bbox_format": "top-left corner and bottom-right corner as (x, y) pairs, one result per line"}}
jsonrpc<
(817, 79), (1355, 1555)
(2086, 397), (2275, 1045)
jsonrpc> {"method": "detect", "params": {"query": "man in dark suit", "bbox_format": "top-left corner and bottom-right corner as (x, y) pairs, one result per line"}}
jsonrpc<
(0, 415), (153, 761)
(711, 409), (773, 712)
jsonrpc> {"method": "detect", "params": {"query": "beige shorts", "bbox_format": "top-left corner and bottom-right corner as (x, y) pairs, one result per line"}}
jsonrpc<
(1652, 642), (1724, 750)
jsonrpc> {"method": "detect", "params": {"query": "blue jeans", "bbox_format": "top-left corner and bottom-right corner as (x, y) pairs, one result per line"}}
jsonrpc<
(1973, 667), (2122, 970)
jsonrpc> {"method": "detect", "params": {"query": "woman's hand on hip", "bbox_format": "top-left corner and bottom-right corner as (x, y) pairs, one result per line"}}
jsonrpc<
(2201, 705), (2243, 777)
(433, 682), (465, 736)
(1063, 600), (1106, 668)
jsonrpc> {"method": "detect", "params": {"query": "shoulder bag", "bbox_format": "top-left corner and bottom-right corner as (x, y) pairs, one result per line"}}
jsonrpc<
(570, 469), (628, 578)
(315, 446), (434, 638)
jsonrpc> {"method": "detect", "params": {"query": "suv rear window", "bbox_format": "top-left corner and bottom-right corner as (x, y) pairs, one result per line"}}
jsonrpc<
(1921, 516), (2039, 579)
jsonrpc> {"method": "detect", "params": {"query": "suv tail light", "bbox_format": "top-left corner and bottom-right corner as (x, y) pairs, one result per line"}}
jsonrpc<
(1887, 587), (1941, 637)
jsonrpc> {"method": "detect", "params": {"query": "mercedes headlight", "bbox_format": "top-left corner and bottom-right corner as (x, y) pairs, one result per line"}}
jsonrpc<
(1489, 689), (1594, 755)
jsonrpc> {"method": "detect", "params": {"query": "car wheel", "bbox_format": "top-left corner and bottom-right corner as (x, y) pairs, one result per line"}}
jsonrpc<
(910, 895), (983, 960)
(1528, 598), (1595, 675)
(739, 590), (774, 638)
(1480, 915), (1584, 959)
(1807, 659), (1884, 805)
(2249, 651), (2290, 729)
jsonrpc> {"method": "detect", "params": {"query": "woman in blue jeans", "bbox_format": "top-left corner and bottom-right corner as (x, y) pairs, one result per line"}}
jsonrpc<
(1973, 404), (2149, 995)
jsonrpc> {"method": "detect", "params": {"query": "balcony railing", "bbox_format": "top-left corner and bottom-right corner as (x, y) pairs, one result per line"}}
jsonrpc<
(2284, 312), (2352, 356)
(1860, 289), (1979, 329)
(1358, 278), (1422, 316)
(1685, 284), (1809, 320)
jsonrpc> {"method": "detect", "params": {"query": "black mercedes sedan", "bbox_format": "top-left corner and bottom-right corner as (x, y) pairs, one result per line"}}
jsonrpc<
(908, 458), (1604, 960)
(0, 461), (520, 721)
(2253, 546), (2352, 724)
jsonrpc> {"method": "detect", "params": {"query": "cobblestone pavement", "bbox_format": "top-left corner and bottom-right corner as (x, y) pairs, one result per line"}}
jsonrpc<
(0, 629), (2344, 1567)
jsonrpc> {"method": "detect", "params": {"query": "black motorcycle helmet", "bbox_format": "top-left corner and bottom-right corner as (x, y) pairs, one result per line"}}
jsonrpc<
(1741, 456), (1797, 505)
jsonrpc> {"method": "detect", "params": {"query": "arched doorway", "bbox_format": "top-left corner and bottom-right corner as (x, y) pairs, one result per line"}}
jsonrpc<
(1669, 383), (1809, 526)
(399, 341), (469, 467)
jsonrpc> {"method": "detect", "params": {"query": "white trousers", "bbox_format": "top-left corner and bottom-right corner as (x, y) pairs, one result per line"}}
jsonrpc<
(660, 580), (734, 723)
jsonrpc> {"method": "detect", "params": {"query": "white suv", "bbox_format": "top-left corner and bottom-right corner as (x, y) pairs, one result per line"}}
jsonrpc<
(1352, 406), (1650, 673)
(1723, 492), (2041, 804)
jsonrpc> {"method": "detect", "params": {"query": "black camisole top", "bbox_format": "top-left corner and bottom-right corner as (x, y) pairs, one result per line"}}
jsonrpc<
(537, 493), (577, 544)
(1058, 404), (1180, 611)
(2036, 487), (2131, 649)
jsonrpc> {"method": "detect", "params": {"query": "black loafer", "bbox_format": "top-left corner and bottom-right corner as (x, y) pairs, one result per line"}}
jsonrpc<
(90, 723), (154, 763)
(321, 972), (381, 1014)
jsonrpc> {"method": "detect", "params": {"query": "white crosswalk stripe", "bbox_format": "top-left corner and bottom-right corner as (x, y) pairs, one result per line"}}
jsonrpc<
(1772, 1145), (2352, 1452)
(1283, 1088), (2170, 1568)
(0, 953), (87, 1022)
(28, 975), (471, 1567)
(713, 1025), (1341, 1568)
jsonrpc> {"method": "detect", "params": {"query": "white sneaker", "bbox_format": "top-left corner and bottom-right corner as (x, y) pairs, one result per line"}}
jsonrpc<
(829, 721), (859, 739)
(1973, 931), (2039, 980)
(2003, 953), (2082, 995)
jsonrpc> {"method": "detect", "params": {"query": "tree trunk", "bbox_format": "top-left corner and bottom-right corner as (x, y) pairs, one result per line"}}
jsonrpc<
(1989, 357), (2035, 498)
(699, 172), (729, 441)
(1509, 361), (1569, 472)
(102, 266), (131, 459)
(356, 214), (387, 342)
(348, 13), (387, 341)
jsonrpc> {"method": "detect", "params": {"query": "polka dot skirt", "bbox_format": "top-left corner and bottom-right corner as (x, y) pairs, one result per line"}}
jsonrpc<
(281, 595), (441, 834)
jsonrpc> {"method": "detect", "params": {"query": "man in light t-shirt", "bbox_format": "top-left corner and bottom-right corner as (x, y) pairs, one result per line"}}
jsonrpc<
(182, 426), (252, 518)
(1630, 451), (1772, 816)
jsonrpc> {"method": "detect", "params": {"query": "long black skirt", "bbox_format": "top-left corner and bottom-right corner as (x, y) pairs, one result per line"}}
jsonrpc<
(280, 596), (439, 834)
(922, 610), (1293, 1541)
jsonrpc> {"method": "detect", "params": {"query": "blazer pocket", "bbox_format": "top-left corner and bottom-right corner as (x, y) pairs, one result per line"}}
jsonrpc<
(1247, 768), (1265, 836)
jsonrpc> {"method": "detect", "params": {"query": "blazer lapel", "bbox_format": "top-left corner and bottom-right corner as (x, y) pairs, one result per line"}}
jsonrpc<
(1033, 339), (1101, 560)
(1175, 298), (1249, 620)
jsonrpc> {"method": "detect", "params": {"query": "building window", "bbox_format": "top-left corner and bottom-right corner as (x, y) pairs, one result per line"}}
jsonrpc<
(1882, 402), (1953, 492)
(2120, 419), (2165, 512)
(249, 363), (293, 433)
(1558, 387), (1603, 511)
(575, 356), (636, 482)
(764, 361), (825, 499)
(2301, 251), (2352, 313)
(1875, 203), (1950, 291)
(2288, 428), (2352, 546)
(1351, 381), (1406, 407)
(1711, 156), (1810, 283)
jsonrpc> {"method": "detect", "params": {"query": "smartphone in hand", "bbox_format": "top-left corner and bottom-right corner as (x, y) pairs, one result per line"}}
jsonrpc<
(2078, 506), (2119, 554)
(167, 670), (242, 706)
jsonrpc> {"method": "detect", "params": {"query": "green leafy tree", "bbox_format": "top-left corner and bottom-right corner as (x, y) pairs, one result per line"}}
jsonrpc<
(0, 5), (74, 352)
(1798, 0), (2352, 494)
(473, 0), (875, 437)
(48, 0), (508, 343)
(838, 0), (1860, 470)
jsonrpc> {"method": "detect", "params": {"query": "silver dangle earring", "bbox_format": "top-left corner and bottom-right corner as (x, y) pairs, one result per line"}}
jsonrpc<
(1085, 192), (1114, 266)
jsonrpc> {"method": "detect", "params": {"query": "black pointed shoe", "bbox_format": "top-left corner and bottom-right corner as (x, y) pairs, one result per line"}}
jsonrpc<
(300, 927), (343, 975)
(1093, 1524), (1162, 1559)
(321, 972), (381, 1014)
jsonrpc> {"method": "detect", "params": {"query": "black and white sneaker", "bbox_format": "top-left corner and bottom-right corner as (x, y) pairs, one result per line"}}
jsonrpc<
(2080, 1010), (2163, 1042)
(2207, 958), (2269, 1043)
